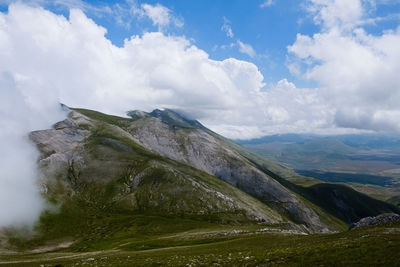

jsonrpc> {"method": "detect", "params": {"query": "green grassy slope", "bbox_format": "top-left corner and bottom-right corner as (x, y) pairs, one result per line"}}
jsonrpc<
(1, 223), (399, 266)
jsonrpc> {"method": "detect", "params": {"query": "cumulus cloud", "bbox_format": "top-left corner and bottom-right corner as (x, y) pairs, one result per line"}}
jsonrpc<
(288, 0), (400, 132)
(211, 78), (337, 139)
(2, 2), (387, 142)
(0, 3), (345, 144)
(1, 2), (398, 138)
(306, 0), (365, 30)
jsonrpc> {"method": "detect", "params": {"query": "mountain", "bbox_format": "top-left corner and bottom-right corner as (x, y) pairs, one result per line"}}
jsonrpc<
(28, 108), (331, 232)
(30, 110), (282, 222)
(3, 107), (399, 254)
(125, 109), (332, 230)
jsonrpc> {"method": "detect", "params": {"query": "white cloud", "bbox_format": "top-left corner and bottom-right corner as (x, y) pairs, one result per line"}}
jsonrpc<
(306, 0), (365, 30)
(0, 4), (345, 145)
(108, 1), (183, 30)
(1, 3), (380, 142)
(237, 40), (256, 58)
(0, 2), (397, 139)
(221, 16), (234, 38)
(289, 0), (400, 132)
(140, 3), (183, 29)
(0, 72), (65, 229)
(260, 0), (275, 8)
(0, 4), (266, 139)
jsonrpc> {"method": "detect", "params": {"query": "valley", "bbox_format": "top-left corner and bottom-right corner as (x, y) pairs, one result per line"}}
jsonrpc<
(238, 134), (400, 206)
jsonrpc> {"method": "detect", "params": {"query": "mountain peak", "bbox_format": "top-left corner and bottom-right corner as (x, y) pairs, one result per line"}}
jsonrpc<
(127, 108), (206, 129)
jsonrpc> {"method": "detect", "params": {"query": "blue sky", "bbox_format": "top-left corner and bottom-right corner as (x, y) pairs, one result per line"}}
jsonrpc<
(12, 0), (395, 88)
(1, 0), (400, 139)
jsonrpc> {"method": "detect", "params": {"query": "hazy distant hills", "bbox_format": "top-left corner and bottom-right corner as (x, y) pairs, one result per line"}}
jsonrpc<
(237, 133), (400, 206)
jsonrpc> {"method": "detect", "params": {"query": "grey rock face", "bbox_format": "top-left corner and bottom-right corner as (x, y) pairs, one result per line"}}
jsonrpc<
(349, 213), (400, 230)
(29, 111), (92, 191)
(127, 116), (328, 231)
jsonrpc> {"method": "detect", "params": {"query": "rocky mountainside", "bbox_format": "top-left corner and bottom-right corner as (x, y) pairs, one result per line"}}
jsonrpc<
(27, 107), (341, 239)
(125, 109), (329, 230)
(30, 110), (282, 224)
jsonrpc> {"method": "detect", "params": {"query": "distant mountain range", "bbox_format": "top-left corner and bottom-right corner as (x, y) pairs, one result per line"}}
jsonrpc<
(237, 133), (400, 206)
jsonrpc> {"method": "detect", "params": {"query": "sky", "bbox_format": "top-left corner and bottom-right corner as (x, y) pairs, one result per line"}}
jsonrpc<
(0, 0), (400, 228)
(1, 0), (400, 139)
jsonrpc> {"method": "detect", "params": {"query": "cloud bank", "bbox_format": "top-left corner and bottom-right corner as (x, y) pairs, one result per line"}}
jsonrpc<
(289, 0), (400, 132)
(1, 3), (307, 140)
(2, 1), (399, 139)
(0, 73), (65, 228)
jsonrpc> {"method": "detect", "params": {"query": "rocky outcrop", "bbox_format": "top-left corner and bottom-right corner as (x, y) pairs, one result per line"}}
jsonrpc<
(349, 213), (400, 230)
(29, 111), (92, 188)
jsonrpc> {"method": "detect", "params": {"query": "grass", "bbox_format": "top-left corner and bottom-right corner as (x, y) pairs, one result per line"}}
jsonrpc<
(72, 108), (134, 129)
(1, 223), (399, 266)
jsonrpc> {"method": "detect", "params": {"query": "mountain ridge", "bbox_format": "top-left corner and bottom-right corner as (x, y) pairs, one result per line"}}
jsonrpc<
(4, 107), (399, 253)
